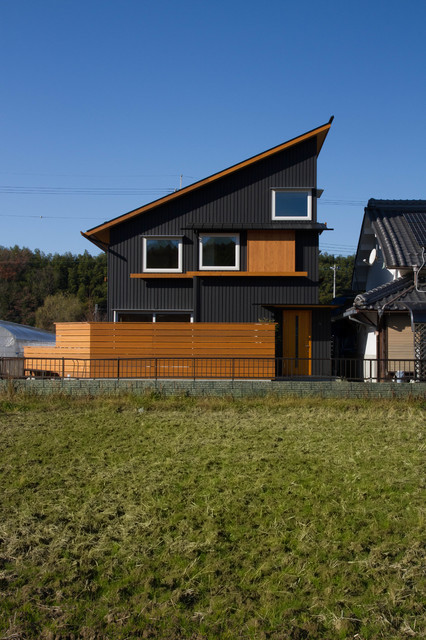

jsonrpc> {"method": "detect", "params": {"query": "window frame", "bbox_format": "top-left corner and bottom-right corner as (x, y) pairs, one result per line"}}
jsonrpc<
(142, 235), (183, 273)
(198, 232), (240, 271)
(114, 310), (193, 322)
(271, 189), (312, 221)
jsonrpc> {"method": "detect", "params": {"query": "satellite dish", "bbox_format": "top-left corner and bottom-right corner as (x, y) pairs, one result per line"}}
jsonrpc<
(367, 248), (377, 265)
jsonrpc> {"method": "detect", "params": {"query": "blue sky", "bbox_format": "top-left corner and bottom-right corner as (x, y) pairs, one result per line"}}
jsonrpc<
(1, 0), (426, 257)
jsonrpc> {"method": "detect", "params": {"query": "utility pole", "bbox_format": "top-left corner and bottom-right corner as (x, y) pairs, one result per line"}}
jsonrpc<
(330, 263), (339, 299)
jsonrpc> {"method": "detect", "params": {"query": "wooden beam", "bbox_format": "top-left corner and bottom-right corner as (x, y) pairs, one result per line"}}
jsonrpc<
(130, 271), (308, 279)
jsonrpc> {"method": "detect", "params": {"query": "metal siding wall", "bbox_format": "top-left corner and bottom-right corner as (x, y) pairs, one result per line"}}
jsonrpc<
(107, 138), (319, 317)
(311, 309), (331, 360)
(199, 279), (317, 322)
(108, 236), (193, 317)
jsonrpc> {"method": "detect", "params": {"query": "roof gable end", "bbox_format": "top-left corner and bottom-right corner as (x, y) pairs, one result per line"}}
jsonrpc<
(82, 118), (334, 249)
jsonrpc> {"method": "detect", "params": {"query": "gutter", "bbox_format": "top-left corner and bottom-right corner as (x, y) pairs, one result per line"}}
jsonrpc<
(346, 310), (378, 329)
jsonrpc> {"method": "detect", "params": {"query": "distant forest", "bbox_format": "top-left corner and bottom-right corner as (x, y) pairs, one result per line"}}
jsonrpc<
(0, 246), (354, 329)
(0, 246), (107, 329)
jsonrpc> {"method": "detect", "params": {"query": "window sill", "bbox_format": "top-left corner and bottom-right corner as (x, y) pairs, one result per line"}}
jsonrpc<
(130, 271), (308, 279)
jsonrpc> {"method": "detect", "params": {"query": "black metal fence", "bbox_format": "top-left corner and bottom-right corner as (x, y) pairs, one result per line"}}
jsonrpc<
(1, 356), (425, 382)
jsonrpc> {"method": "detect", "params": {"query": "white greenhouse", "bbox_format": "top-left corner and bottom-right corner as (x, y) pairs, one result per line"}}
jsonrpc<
(0, 320), (55, 377)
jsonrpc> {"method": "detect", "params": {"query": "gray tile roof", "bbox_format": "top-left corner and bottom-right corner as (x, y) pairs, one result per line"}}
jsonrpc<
(366, 199), (426, 267)
(353, 274), (425, 311)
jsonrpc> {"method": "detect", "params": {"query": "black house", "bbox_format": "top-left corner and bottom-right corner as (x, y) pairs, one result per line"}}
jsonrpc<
(83, 118), (334, 373)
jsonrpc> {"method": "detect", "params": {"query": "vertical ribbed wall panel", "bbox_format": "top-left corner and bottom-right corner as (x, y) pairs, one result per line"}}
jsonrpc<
(107, 138), (321, 319)
(312, 309), (331, 359)
(199, 278), (317, 323)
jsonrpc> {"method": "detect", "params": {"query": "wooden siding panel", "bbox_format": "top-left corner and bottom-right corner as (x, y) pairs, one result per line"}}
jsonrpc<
(387, 315), (414, 360)
(24, 323), (276, 375)
(247, 230), (295, 272)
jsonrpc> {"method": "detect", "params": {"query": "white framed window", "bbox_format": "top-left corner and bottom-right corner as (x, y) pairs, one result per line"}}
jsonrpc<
(142, 236), (183, 272)
(114, 310), (193, 322)
(199, 233), (240, 270)
(271, 189), (312, 220)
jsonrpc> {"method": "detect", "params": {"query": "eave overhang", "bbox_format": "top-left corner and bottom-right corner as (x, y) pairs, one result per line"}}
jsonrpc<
(82, 117), (334, 249)
(183, 222), (329, 231)
(262, 304), (339, 309)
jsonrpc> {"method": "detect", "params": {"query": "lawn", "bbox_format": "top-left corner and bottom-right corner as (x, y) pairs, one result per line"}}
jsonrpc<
(0, 394), (424, 639)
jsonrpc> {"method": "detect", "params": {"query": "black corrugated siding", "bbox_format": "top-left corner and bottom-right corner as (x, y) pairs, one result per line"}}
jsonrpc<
(311, 309), (332, 360)
(107, 138), (320, 320)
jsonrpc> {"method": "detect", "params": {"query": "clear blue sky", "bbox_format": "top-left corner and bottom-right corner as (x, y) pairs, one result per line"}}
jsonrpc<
(1, 0), (426, 257)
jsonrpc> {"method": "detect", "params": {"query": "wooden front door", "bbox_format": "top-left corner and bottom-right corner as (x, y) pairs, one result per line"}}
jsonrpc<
(282, 310), (312, 375)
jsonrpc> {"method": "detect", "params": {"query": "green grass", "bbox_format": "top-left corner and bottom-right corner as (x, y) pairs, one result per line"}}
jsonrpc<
(0, 394), (424, 639)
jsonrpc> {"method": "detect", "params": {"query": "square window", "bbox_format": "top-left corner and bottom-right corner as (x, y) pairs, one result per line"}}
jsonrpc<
(272, 190), (312, 220)
(116, 312), (153, 322)
(155, 313), (192, 322)
(199, 234), (240, 270)
(143, 237), (182, 272)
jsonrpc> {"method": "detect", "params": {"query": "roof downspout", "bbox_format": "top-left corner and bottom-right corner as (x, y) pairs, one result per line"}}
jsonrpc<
(377, 283), (416, 320)
(414, 248), (426, 292)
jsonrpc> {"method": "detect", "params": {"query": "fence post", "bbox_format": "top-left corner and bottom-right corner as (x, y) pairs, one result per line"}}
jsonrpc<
(62, 357), (65, 379)
(117, 358), (120, 380)
(154, 358), (158, 380)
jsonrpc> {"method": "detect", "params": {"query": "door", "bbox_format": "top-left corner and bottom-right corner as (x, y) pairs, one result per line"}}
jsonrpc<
(282, 310), (312, 375)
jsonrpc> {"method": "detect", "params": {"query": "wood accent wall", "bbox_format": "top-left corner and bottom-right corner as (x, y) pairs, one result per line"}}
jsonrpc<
(24, 322), (276, 378)
(247, 230), (295, 273)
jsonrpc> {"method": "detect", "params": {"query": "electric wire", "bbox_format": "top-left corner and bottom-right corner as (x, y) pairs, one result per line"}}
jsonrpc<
(0, 184), (367, 205)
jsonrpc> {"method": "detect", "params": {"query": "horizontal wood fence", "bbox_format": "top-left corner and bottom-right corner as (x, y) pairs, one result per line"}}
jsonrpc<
(23, 322), (277, 379)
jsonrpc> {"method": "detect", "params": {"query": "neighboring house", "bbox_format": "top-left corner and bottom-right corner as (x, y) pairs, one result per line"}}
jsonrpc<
(82, 119), (334, 375)
(343, 199), (426, 379)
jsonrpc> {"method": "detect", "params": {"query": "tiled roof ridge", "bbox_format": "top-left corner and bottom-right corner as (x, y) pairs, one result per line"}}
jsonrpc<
(368, 199), (426, 208)
(354, 275), (413, 307)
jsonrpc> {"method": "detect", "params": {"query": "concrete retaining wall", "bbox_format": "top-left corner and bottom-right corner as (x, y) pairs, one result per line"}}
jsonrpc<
(1, 378), (425, 399)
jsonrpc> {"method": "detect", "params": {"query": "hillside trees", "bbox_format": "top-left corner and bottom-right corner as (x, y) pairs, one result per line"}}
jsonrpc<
(0, 246), (354, 327)
(0, 246), (107, 327)
(35, 293), (86, 331)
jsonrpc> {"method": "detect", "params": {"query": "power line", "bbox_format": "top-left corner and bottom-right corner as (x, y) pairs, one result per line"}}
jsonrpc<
(0, 186), (176, 196)
(319, 199), (366, 206)
(321, 242), (357, 249)
(0, 214), (104, 220)
(0, 184), (368, 205)
(0, 171), (200, 179)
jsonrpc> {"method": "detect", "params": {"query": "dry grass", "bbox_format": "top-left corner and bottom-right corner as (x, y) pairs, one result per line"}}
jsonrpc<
(0, 394), (424, 639)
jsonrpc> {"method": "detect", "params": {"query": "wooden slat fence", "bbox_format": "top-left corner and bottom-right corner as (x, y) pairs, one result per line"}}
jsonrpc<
(24, 322), (277, 378)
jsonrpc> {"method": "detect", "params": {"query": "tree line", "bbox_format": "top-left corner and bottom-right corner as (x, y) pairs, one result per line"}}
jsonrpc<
(0, 246), (107, 330)
(0, 246), (354, 330)
(318, 252), (355, 304)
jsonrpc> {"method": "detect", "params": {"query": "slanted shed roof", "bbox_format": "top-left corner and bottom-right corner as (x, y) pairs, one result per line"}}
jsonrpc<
(82, 118), (334, 249)
(366, 199), (426, 268)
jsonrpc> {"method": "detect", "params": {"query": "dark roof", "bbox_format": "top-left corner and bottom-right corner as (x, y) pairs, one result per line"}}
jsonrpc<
(366, 199), (426, 267)
(352, 274), (425, 311)
(82, 118), (334, 249)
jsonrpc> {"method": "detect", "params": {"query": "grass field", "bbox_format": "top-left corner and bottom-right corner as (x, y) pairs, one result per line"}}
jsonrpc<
(0, 393), (424, 639)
